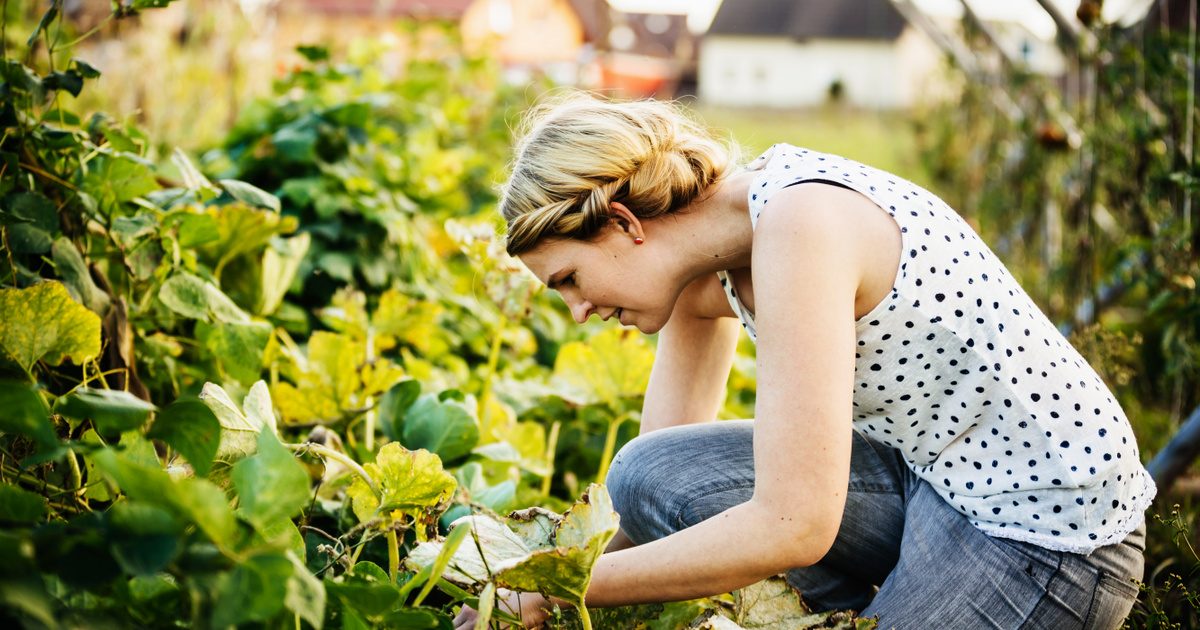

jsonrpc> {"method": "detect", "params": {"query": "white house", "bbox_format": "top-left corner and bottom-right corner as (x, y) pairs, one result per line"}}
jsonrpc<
(698, 0), (941, 109)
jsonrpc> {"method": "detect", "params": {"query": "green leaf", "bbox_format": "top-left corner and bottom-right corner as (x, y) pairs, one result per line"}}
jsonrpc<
(147, 397), (220, 475)
(170, 148), (219, 201)
(132, 0), (182, 8)
(401, 394), (480, 463)
(79, 152), (159, 213)
(158, 272), (250, 323)
(92, 446), (237, 546)
(231, 429), (310, 532)
(379, 379), (420, 439)
(213, 551), (324, 629)
(71, 58), (100, 79)
(284, 552), (326, 629)
(106, 502), (183, 576)
(455, 462), (516, 513)
(0, 281), (102, 372)
(199, 204), (297, 272)
(54, 387), (157, 434)
(0, 483), (47, 524)
(296, 45), (330, 62)
(346, 443), (456, 527)
(212, 552), (290, 627)
(0, 381), (55, 450)
(200, 320), (271, 384)
(6, 223), (53, 254)
(51, 237), (111, 315)
(219, 179), (281, 212)
(176, 212), (220, 247)
(27, 4), (58, 47)
(42, 70), (83, 97)
(0, 60), (43, 97)
(3, 192), (58, 232)
(326, 562), (401, 618)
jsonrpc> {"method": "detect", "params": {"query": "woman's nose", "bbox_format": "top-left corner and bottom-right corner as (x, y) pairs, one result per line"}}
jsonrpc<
(569, 298), (594, 323)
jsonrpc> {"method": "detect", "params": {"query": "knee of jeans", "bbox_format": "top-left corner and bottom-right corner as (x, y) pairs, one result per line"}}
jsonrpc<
(605, 432), (679, 543)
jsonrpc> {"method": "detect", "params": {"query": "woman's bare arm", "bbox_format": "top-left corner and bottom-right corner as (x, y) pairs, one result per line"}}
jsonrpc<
(583, 185), (873, 606)
(640, 276), (742, 434)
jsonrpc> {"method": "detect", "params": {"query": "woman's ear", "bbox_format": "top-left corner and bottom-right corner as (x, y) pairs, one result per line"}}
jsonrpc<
(609, 202), (645, 241)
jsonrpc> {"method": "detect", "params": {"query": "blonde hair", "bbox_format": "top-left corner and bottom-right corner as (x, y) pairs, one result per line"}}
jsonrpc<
(499, 92), (741, 256)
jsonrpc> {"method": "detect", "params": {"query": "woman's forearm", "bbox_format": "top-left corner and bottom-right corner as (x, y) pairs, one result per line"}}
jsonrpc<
(585, 498), (833, 607)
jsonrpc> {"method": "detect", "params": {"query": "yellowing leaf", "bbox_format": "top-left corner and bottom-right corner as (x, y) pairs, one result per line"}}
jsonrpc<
(270, 331), (404, 425)
(199, 380), (277, 462)
(552, 328), (654, 405)
(0, 281), (101, 372)
(346, 443), (455, 530)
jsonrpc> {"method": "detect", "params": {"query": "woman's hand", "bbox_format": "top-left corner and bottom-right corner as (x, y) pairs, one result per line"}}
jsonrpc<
(453, 589), (553, 629)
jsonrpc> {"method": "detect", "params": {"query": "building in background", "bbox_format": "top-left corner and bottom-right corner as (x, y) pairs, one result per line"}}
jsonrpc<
(698, 0), (941, 109)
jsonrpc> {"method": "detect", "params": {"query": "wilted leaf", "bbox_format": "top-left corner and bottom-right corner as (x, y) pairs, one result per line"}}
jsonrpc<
(199, 380), (276, 462)
(259, 233), (309, 316)
(408, 484), (619, 611)
(405, 514), (530, 585)
(493, 485), (619, 607)
(551, 328), (654, 405)
(54, 388), (157, 435)
(232, 429), (310, 532)
(0, 281), (102, 372)
(147, 397), (220, 475)
(346, 443), (455, 528)
(506, 506), (560, 550)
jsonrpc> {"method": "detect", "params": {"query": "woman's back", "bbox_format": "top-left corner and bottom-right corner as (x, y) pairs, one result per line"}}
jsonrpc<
(717, 143), (1155, 553)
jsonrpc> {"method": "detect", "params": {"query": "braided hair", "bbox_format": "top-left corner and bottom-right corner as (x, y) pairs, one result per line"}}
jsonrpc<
(499, 92), (740, 256)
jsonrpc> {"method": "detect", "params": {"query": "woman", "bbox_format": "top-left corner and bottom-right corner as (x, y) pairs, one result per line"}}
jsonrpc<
(458, 93), (1155, 629)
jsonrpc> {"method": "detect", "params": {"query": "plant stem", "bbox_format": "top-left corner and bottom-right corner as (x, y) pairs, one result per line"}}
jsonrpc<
(387, 529), (400, 582)
(577, 603), (593, 630)
(285, 442), (379, 497)
(594, 414), (627, 485)
(364, 326), (376, 453)
(539, 420), (561, 497)
(478, 314), (507, 434)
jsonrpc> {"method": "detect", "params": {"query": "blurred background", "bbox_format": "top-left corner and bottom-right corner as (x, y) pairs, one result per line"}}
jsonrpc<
(2, 0), (1198, 627)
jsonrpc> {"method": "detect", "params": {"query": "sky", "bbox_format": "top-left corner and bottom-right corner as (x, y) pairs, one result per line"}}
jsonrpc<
(604, 0), (1159, 37)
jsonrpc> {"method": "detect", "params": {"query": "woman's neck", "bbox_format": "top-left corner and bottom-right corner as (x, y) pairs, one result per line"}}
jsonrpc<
(653, 171), (757, 283)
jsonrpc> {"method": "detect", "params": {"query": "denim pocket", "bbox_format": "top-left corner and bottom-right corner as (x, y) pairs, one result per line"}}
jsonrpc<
(1083, 570), (1141, 630)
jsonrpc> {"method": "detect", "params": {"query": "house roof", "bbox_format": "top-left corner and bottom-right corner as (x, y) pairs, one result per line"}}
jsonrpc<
(709, 0), (906, 41)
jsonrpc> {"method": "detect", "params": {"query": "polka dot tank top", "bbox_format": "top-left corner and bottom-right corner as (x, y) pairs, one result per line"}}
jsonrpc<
(718, 144), (1155, 553)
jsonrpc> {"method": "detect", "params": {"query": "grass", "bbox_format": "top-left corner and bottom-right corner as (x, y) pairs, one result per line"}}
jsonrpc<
(688, 103), (931, 188)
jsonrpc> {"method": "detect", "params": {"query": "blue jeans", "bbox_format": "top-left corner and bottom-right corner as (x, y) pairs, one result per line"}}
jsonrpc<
(606, 421), (1146, 629)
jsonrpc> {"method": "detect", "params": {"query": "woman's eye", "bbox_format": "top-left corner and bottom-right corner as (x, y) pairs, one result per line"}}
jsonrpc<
(561, 274), (576, 287)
